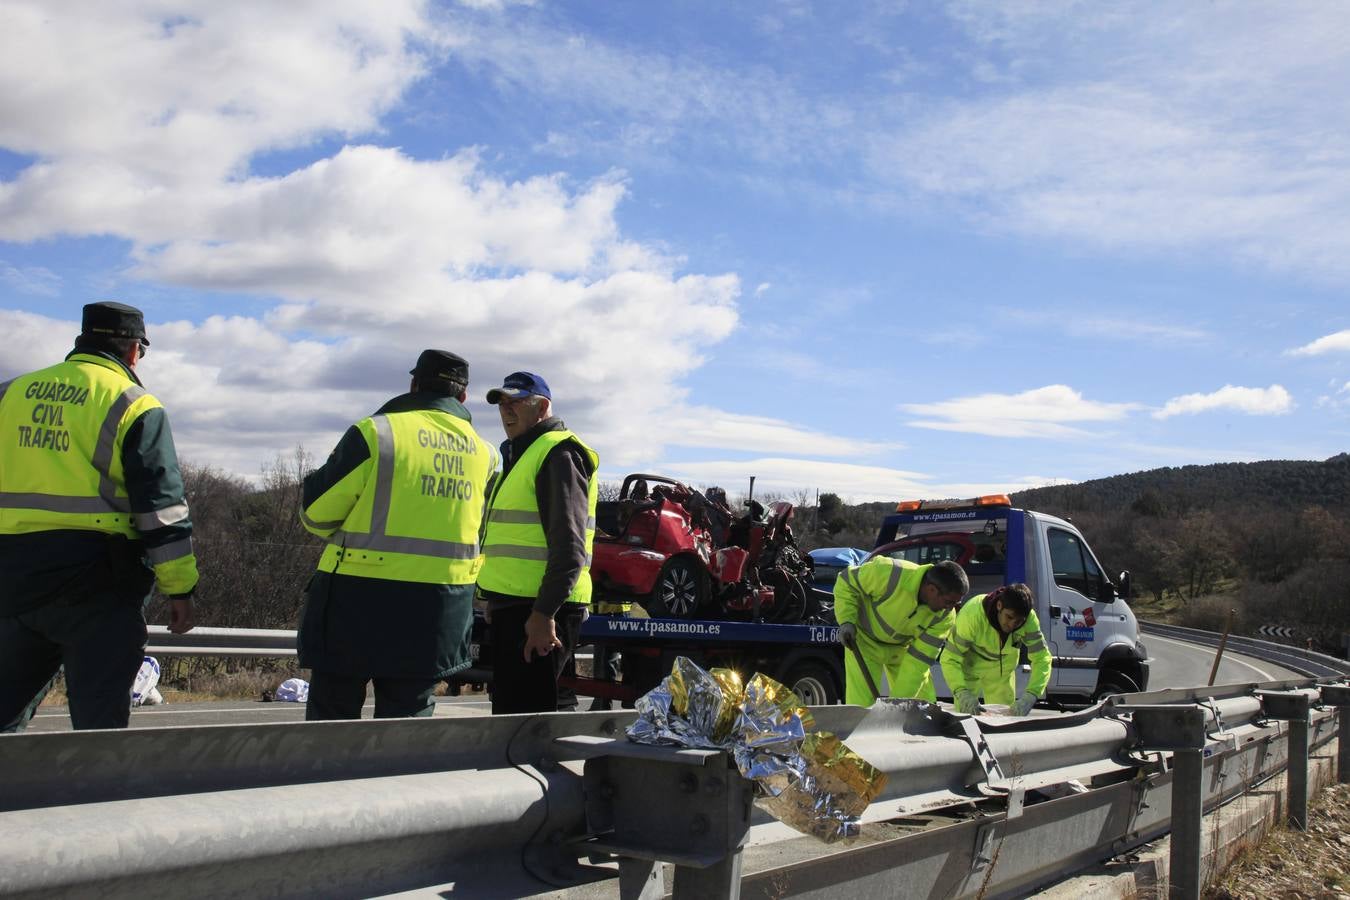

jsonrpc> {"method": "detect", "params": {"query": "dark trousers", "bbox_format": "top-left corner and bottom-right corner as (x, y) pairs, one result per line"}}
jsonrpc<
(589, 644), (623, 711)
(490, 603), (587, 714)
(304, 670), (438, 720)
(0, 592), (148, 732)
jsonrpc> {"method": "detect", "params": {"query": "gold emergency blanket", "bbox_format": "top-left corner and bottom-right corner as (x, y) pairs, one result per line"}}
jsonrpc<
(627, 656), (888, 841)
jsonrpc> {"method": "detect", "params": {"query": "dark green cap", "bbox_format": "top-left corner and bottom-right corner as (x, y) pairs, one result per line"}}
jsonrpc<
(82, 301), (149, 346)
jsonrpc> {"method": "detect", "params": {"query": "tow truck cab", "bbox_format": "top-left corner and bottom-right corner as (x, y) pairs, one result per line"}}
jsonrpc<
(872, 494), (1149, 701)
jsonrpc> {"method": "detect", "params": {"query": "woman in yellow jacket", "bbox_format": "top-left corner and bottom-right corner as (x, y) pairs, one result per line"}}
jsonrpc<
(941, 583), (1052, 716)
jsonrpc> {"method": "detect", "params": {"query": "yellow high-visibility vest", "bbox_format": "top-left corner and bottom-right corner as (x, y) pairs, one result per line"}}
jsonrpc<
(478, 430), (598, 603)
(834, 558), (953, 666)
(941, 593), (1052, 699)
(0, 353), (197, 593)
(303, 409), (497, 584)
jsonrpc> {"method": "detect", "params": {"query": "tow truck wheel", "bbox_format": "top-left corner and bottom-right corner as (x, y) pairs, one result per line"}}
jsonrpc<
(649, 558), (704, 619)
(783, 661), (840, 705)
(1092, 670), (1140, 703)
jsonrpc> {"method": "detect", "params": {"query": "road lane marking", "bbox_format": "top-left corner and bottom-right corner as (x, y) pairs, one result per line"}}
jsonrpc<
(1146, 633), (1277, 681)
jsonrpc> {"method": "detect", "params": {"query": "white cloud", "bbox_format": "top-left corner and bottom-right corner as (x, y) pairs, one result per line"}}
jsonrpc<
(0, 1), (431, 194)
(902, 384), (1140, 438)
(862, 7), (1350, 282)
(1289, 330), (1350, 357)
(1315, 380), (1350, 411)
(661, 407), (897, 458)
(1153, 384), (1294, 420)
(0, 261), (60, 296)
(657, 457), (1065, 505)
(0, 5), (805, 478)
(997, 308), (1210, 345)
(422, 3), (1350, 283)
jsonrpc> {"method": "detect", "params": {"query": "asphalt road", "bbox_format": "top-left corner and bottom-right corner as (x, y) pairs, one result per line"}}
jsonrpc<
(23, 633), (1308, 732)
(1143, 630), (1305, 687)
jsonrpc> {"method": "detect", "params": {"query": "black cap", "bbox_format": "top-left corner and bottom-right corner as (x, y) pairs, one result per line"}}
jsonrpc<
(82, 301), (149, 346)
(410, 349), (469, 384)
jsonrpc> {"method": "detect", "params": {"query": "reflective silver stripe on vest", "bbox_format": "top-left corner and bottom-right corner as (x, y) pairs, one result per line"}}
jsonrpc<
(337, 530), (480, 559)
(863, 561), (908, 641)
(0, 492), (122, 514)
(482, 544), (550, 561)
(92, 385), (146, 514)
(300, 507), (344, 531)
(333, 415), (479, 561)
(915, 630), (945, 650)
(134, 502), (190, 530)
(481, 543), (592, 565)
(486, 509), (597, 529)
(881, 562), (904, 600)
(965, 644), (1003, 663)
(488, 509), (542, 525)
(147, 537), (193, 565)
(907, 644), (939, 666)
(1022, 637), (1047, 653)
(369, 414), (396, 539)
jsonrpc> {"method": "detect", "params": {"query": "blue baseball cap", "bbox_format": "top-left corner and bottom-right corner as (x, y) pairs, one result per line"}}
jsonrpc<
(486, 371), (551, 404)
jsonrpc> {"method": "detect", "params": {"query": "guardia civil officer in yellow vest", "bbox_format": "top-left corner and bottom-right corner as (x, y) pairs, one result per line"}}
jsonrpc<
(477, 372), (598, 714)
(833, 558), (968, 705)
(0, 301), (198, 732)
(297, 350), (498, 720)
(941, 583), (1052, 716)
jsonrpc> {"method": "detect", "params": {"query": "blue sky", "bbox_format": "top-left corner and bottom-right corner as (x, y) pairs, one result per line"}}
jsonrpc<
(2, 1), (1349, 501)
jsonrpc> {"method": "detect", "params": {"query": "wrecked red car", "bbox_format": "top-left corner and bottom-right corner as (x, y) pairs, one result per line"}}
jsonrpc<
(591, 474), (820, 623)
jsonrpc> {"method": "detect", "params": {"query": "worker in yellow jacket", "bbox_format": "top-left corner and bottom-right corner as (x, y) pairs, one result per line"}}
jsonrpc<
(0, 302), (197, 732)
(941, 583), (1051, 716)
(833, 558), (968, 705)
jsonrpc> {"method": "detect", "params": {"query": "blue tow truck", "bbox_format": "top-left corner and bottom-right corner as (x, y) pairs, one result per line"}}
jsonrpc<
(466, 495), (1148, 706)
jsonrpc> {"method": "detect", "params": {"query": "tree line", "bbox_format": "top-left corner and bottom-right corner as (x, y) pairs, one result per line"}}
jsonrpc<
(800, 454), (1350, 653)
(158, 451), (1350, 662)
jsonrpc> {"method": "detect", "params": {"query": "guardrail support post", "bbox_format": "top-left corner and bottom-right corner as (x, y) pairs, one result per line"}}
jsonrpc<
(1126, 704), (1208, 900)
(1171, 748), (1205, 900)
(1289, 717), (1310, 830)
(1257, 690), (1313, 830)
(1341, 710), (1350, 786)
(1318, 685), (1350, 784)
(565, 740), (753, 900)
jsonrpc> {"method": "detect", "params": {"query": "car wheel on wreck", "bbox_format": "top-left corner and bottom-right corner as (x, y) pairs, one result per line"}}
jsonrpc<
(648, 557), (705, 619)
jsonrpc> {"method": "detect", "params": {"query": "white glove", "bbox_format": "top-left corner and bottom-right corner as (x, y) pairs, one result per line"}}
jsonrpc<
(1012, 691), (1038, 716)
(954, 688), (981, 715)
(835, 622), (857, 646)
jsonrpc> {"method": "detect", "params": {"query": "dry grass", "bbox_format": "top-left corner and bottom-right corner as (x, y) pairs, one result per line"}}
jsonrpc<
(37, 660), (486, 709)
(1207, 782), (1350, 899)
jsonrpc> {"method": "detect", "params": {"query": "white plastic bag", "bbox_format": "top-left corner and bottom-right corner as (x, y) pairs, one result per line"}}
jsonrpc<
(274, 677), (309, 702)
(131, 656), (161, 706)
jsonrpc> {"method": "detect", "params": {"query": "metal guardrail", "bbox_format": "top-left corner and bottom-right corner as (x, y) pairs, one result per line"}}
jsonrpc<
(24, 620), (1337, 898)
(146, 624), (297, 657)
(3, 675), (1348, 899)
(157, 621), (1350, 672)
(1141, 620), (1350, 677)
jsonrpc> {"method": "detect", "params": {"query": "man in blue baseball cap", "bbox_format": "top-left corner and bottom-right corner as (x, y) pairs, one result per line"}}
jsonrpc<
(478, 372), (599, 713)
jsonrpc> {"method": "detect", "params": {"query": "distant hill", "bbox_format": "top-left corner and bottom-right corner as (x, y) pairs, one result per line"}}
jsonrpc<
(1009, 453), (1350, 518)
